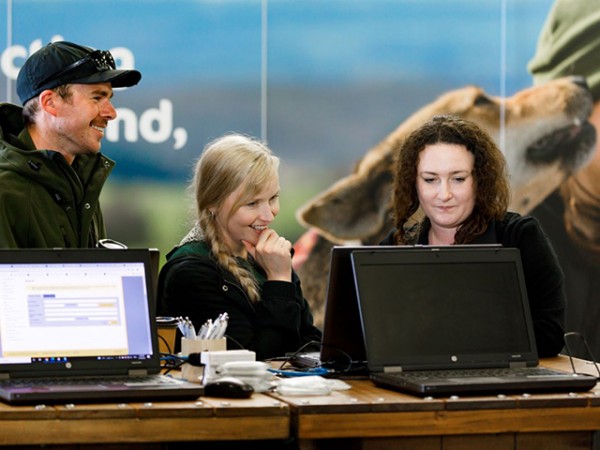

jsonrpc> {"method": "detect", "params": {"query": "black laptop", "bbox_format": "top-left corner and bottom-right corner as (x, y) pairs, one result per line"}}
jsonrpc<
(292, 246), (393, 372)
(0, 248), (204, 405)
(293, 245), (500, 373)
(350, 246), (597, 396)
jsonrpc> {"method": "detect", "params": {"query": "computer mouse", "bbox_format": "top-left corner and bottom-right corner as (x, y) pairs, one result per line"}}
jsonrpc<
(204, 377), (254, 399)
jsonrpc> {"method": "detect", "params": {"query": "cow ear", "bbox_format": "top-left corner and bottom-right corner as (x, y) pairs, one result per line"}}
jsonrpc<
(297, 165), (393, 243)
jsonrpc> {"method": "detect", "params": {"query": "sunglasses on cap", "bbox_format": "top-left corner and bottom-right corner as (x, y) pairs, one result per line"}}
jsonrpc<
(34, 49), (116, 90)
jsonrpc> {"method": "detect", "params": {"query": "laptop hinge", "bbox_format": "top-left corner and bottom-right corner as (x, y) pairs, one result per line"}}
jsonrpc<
(509, 362), (527, 369)
(128, 369), (149, 377)
(383, 366), (403, 373)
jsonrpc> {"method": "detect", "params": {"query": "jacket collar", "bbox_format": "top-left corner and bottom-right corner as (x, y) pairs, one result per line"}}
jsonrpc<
(417, 220), (498, 244)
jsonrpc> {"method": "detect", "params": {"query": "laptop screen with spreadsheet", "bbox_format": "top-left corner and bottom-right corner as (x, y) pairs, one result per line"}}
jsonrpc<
(0, 249), (159, 378)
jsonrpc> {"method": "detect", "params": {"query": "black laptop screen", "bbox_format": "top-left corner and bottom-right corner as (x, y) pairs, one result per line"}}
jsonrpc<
(351, 248), (538, 371)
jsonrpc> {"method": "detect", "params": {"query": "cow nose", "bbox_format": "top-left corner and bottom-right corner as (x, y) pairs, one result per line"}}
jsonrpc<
(570, 76), (589, 90)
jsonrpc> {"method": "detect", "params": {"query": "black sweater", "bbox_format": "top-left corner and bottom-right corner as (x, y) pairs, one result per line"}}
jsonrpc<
(158, 241), (322, 361)
(380, 212), (566, 357)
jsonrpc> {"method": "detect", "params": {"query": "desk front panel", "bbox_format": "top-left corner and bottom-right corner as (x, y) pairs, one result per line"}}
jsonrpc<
(0, 395), (289, 446)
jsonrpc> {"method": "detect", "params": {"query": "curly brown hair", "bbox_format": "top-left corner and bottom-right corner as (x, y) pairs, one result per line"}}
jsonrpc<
(391, 115), (510, 244)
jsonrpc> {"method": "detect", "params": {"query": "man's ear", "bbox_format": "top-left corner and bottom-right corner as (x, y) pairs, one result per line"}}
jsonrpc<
(38, 90), (59, 116)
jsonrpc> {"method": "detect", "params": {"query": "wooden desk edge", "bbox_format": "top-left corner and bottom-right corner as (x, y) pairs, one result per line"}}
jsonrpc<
(291, 356), (600, 439)
(294, 406), (600, 439)
(0, 415), (290, 445)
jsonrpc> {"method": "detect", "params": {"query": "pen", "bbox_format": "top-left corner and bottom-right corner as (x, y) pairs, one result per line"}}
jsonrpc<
(213, 313), (228, 339)
(176, 316), (188, 337)
(200, 319), (213, 340)
(207, 317), (221, 340)
(185, 317), (196, 339)
(197, 323), (208, 339)
(188, 313), (229, 340)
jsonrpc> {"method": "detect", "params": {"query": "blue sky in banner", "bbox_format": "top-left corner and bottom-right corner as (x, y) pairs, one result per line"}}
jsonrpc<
(1, 0), (555, 181)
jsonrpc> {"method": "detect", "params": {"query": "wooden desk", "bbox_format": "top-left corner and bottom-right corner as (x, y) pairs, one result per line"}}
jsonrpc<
(0, 357), (596, 448)
(0, 393), (289, 447)
(272, 356), (600, 450)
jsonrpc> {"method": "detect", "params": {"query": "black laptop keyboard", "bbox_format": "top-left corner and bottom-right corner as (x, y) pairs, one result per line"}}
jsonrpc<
(393, 367), (566, 379)
(0, 374), (183, 387)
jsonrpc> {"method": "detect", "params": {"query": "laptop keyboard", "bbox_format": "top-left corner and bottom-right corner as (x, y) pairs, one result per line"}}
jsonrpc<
(0, 374), (183, 388)
(393, 367), (566, 379)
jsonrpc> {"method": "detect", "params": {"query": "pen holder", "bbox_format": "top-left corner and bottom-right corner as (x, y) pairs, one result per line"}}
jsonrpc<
(181, 337), (227, 355)
(180, 337), (227, 383)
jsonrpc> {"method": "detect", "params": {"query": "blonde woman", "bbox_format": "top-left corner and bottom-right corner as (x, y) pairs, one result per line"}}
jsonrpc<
(158, 134), (321, 360)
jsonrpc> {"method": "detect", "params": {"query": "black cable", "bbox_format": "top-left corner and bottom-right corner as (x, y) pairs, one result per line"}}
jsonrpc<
(160, 353), (188, 373)
(157, 333), (173, 354)
(271, 340), (359, 377)
(563, 332), (600, 378)
(224, 334), (245, 350)
(159, 334), (243, 372)
(276, 340), (321, 371)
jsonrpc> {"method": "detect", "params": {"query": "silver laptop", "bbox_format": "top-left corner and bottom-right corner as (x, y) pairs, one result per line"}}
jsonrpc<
(350, 246), (597, 396)
(0, 248), (204, 405)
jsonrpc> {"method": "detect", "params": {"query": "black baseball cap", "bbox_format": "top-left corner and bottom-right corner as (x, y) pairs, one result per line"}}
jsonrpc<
(17, 41), (142, 105)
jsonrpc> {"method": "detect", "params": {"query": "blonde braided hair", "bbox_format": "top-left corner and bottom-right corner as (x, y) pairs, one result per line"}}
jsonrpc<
(192, 134), (280, 303)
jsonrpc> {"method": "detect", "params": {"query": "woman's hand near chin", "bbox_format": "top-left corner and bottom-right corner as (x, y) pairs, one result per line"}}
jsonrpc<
(243, 229), (293, 281)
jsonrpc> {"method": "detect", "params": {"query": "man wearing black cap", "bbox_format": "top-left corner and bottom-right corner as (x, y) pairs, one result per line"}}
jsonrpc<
(0, 41), (141, 248)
